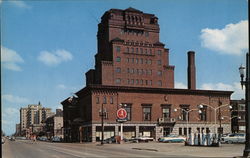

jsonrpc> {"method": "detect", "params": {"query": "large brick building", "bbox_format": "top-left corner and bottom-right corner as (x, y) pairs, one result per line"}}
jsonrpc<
(62, 8), (233, 142)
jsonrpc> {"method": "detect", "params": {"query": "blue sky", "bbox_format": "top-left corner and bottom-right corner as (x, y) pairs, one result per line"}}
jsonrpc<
(1, 0), (248, 135)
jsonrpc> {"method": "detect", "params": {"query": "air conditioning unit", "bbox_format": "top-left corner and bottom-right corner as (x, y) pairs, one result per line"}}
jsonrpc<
(158, 118), (164, 123)
(171, 118), (176, 122)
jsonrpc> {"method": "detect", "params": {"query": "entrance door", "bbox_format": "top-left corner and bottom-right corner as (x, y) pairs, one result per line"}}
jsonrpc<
(163, 127), (171, 136)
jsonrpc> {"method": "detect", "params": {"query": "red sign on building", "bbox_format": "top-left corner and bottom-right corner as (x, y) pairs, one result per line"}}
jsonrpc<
(117, 108), (127, 121)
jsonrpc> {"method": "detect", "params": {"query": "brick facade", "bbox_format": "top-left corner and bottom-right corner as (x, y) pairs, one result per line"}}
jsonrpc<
(62, 8), (233, 143)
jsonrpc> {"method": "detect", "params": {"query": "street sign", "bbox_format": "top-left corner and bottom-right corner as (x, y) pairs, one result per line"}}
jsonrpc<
(117, 108), (127, 122)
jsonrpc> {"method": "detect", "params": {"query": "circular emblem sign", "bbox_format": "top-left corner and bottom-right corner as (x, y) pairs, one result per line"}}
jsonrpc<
(117, 108), (127, 119)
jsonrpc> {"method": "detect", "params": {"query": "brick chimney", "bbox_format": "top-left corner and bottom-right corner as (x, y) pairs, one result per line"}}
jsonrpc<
(187, 51), (196, 90)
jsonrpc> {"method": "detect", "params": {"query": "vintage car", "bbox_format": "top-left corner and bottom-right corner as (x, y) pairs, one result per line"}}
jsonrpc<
(221, 133), (245, 144)
(158, 135), (186, 143)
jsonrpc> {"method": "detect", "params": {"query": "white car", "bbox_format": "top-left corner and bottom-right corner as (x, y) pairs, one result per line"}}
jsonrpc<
(221, 133), (245, 144)
(159, 135), (186, 143)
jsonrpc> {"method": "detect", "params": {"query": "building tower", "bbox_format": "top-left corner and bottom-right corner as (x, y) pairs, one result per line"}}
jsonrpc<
(86, 7), (175, 88)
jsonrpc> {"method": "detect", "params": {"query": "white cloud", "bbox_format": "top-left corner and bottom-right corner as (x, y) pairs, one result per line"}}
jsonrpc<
(1, 46), (24, 71)
(200, 82), (244, 100)
(38, 49), (73, 66)
(200, 20), (248, 55)
(57, 84), (67, 89)
(9, 0), (31, 9)
(4, 107), (19, 116)
(175, 82), (187, 89)
(2, 94), (29, 103)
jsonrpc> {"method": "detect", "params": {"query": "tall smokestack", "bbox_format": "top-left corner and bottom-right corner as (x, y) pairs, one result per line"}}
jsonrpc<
(188, 51), (196, 90)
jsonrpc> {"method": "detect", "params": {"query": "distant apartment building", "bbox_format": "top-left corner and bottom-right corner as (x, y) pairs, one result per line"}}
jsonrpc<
(15, 124), (20, 136)
(44, 109), (64, 139)
(20, 102), (54, 136)
(230, 99), (246, 133)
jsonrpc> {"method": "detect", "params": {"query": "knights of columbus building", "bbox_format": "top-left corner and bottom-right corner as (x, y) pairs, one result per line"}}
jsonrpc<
(61, 8), (233, 143)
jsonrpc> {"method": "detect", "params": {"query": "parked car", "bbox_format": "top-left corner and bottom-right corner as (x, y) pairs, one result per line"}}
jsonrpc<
(131, 136), (154, 143)
(2, 137), (5, 144)
(104, 136), (117, 144)
(37, 137), (48, 141)
(10, 137), (15, 141)
(221, 133), (245, 144)
(51, 136), (61, 142)
(158, 135), (186, 143)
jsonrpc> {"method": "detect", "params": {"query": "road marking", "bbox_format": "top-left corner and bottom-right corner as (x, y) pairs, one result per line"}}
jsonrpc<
(49, 146), (109, 158)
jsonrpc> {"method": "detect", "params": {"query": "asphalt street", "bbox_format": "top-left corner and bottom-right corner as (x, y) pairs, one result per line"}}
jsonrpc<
(2, 139), (245, 158)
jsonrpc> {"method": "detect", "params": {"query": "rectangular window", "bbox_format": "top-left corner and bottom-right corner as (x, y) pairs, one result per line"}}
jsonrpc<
(136, 48), (138, 53)
(157, 50), (162, 55)
(158, 80), (162, 86)
(127, 79), (130, 84)
(131, 58), (134, 63)
(149, 80), (152, 85)
(124, 105), (132, 121)
(158, 70), (162, 76)
(131, 79), (134, 84)
(116, 57), (121, 62)
(130, 68), (134, 74)
(145, 80), (148, 85)
(162, 106), (171, 119)
(181, 106), (190, 121)
(96, 97), (100, 104)
(116, 46), (121, 52)
(148, 59), (152, 65)
(131, 48), (134, 53)
(136, 79), (139, 85)
(143, 107), (151, 121)
(116, 67), (121, 73)
(199, 106), (207, 121)
(126, 47), (129, 53)
(127, 68), (130, 73)
(127, 58), (129, 63)
(110, 97), (113, 104)
(149, 49), (152, 55)
(103, 96), (107, 104)
(157, 60), (162, 65)
(115, 78), (121, 84)
(140, 58), (143, 64)
(135, 58), (138, 64)
(145, 59), (148, 64)
(145, 49), (148, 54)
(140, 48), (143, 54)
(140, 79), (143, 85)
(179, 128), (182, 135)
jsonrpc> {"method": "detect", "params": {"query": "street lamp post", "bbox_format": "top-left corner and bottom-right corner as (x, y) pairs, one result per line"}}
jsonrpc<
(239, 52), (250, 157)
(198, 103), (232, 143)
(99, 103), (107, 145)
(174, 108), (198, 140)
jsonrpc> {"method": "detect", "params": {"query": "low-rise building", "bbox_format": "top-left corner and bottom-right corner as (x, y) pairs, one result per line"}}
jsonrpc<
(44, 109), (63, 139)
(230, 99), (245, 133)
